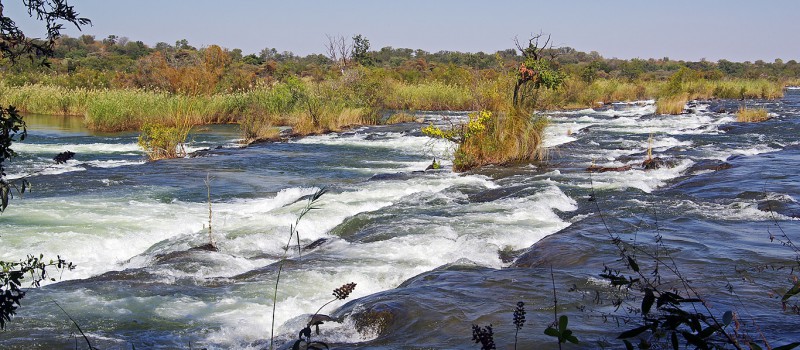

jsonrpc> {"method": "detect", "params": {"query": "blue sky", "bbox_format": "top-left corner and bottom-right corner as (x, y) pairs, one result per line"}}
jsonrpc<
(7, 0), (799, 62)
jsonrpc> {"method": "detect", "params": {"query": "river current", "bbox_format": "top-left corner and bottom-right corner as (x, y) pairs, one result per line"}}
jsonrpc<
(1, 91), (799, 349)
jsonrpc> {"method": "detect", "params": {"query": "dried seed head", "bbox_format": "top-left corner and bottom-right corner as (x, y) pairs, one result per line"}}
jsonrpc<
(333, 282), (356, 300)
(513, 301), (526, 330)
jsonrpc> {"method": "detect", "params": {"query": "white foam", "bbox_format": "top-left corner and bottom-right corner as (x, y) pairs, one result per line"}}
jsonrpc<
(661, 199), (797, 222)
(13, 142), (142, 154)
(293, 132), (451, 156)
(700, 144), (782, 161)
(199, 183), (576, 347)
(576, 159), (694, 193)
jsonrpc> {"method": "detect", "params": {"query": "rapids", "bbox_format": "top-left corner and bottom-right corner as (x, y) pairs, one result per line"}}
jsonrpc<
(1, 91), (799, 348)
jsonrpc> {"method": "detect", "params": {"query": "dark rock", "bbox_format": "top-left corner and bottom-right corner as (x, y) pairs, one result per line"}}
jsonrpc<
(498, 247), (525, 264)
(689, 159), (733, 173)
(188, 146), (223, 158)
(587, 164), (632, 173)
(190, 243), (219, 252)
(641, 157), (674, 170)
(53, 151), (75, 164)
(369, 172), (413, 181)
(736, 191), (767, 200)
(469, 185), (530, 203)
(303, 238), (328, 251)
(352, 303), (396, 337)
(512, 232), (599, 269)
(756, 199), (800, 218)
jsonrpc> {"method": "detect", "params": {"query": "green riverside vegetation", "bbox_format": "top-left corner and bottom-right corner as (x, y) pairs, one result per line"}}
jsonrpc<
(1, 34), (796, 164)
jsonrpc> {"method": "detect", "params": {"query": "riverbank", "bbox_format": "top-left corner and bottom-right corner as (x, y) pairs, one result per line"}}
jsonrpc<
(0, 75), (788, 133)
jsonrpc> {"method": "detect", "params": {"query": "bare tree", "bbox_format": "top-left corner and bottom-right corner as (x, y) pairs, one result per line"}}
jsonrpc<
(324, 34), (351, 74)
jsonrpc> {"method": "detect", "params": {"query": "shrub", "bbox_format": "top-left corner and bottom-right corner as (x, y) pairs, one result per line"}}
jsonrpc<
(423, 110), (547, 172)
(137, 123), (191, 160)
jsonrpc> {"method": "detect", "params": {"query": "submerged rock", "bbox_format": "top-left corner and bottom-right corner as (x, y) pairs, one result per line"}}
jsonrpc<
(512, 232), (600, 269)
(689, 159), (733, 173)
(498, 246), (525, 263)
(368, 172), (414, 181)
(303, 238), (328, 251)
(586, 164), (633, 173)
(188, 145), (224, 158)
(351, 303), (397, 337)
(190, 243), (219, 252)
(468, 184), (531, 203)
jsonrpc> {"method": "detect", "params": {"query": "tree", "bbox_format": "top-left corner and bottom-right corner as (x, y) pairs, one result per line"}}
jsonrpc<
(1, 0), (90, 63)
(512, 33), (564, 112)
(352, 34), (372, 66)
(324, 34), (351, 73)
(0, 0), (89, 330)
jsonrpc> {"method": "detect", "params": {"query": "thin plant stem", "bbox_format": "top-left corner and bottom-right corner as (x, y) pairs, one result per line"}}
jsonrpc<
(550, 265), (562, 350)
(269, 188), (326, 350)
(204, 173), (215, 248)
(52, 300), (95, 350)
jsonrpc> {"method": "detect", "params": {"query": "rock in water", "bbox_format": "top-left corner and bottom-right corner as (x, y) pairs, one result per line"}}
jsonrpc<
(53, 151), (75, 164)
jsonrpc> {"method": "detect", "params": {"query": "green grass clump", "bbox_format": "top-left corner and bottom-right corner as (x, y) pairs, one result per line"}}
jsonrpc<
(736, 107), (770, 122)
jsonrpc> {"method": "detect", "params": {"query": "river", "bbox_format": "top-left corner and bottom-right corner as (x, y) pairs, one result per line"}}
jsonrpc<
(1, 91), (799, 349)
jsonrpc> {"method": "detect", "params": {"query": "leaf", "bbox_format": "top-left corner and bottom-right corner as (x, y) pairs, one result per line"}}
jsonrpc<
(628, 256), (639, 273)
(618, 324), (651, 339)
(782, 281), (800, 302)
(566, 334), (579, 344)
(642, 288), (655, 315)
(623, 339), (635, 350)
(697, 324), (721, 338)
(774, 343), (800, 350)
(749, 343), (763, 350)
(544, 327), (560, 338)
(559, 315), (569, 332)
(722, 311), (733, 326)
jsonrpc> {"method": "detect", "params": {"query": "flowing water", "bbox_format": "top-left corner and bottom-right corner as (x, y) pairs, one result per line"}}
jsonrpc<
(1, 92), (799, 349)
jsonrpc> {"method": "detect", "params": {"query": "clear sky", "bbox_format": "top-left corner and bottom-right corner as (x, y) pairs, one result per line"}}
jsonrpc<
(7, 0), (799, 62)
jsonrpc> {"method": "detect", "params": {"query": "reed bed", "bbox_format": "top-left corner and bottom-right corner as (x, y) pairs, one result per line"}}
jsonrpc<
(0, 75), (787, 136)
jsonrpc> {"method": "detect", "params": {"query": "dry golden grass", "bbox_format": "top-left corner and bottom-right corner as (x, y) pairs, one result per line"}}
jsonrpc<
(736, 107), (770, 122)
(656, 95), (687, 115)
(386, 112), (419, 124)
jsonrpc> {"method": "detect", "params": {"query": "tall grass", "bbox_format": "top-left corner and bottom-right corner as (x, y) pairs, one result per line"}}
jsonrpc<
(0, 74), (787, 137)
(736, 106), (770, 122)
(655, 94), (687, 115)
(424, 110), (548, 171)
(384, 81), (473, 111)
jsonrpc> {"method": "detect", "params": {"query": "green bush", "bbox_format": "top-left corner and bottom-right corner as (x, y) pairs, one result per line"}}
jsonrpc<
(137, 123), (191, 160)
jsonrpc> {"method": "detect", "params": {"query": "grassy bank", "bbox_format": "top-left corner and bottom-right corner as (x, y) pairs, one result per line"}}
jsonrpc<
(0, 74), (787, 138)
